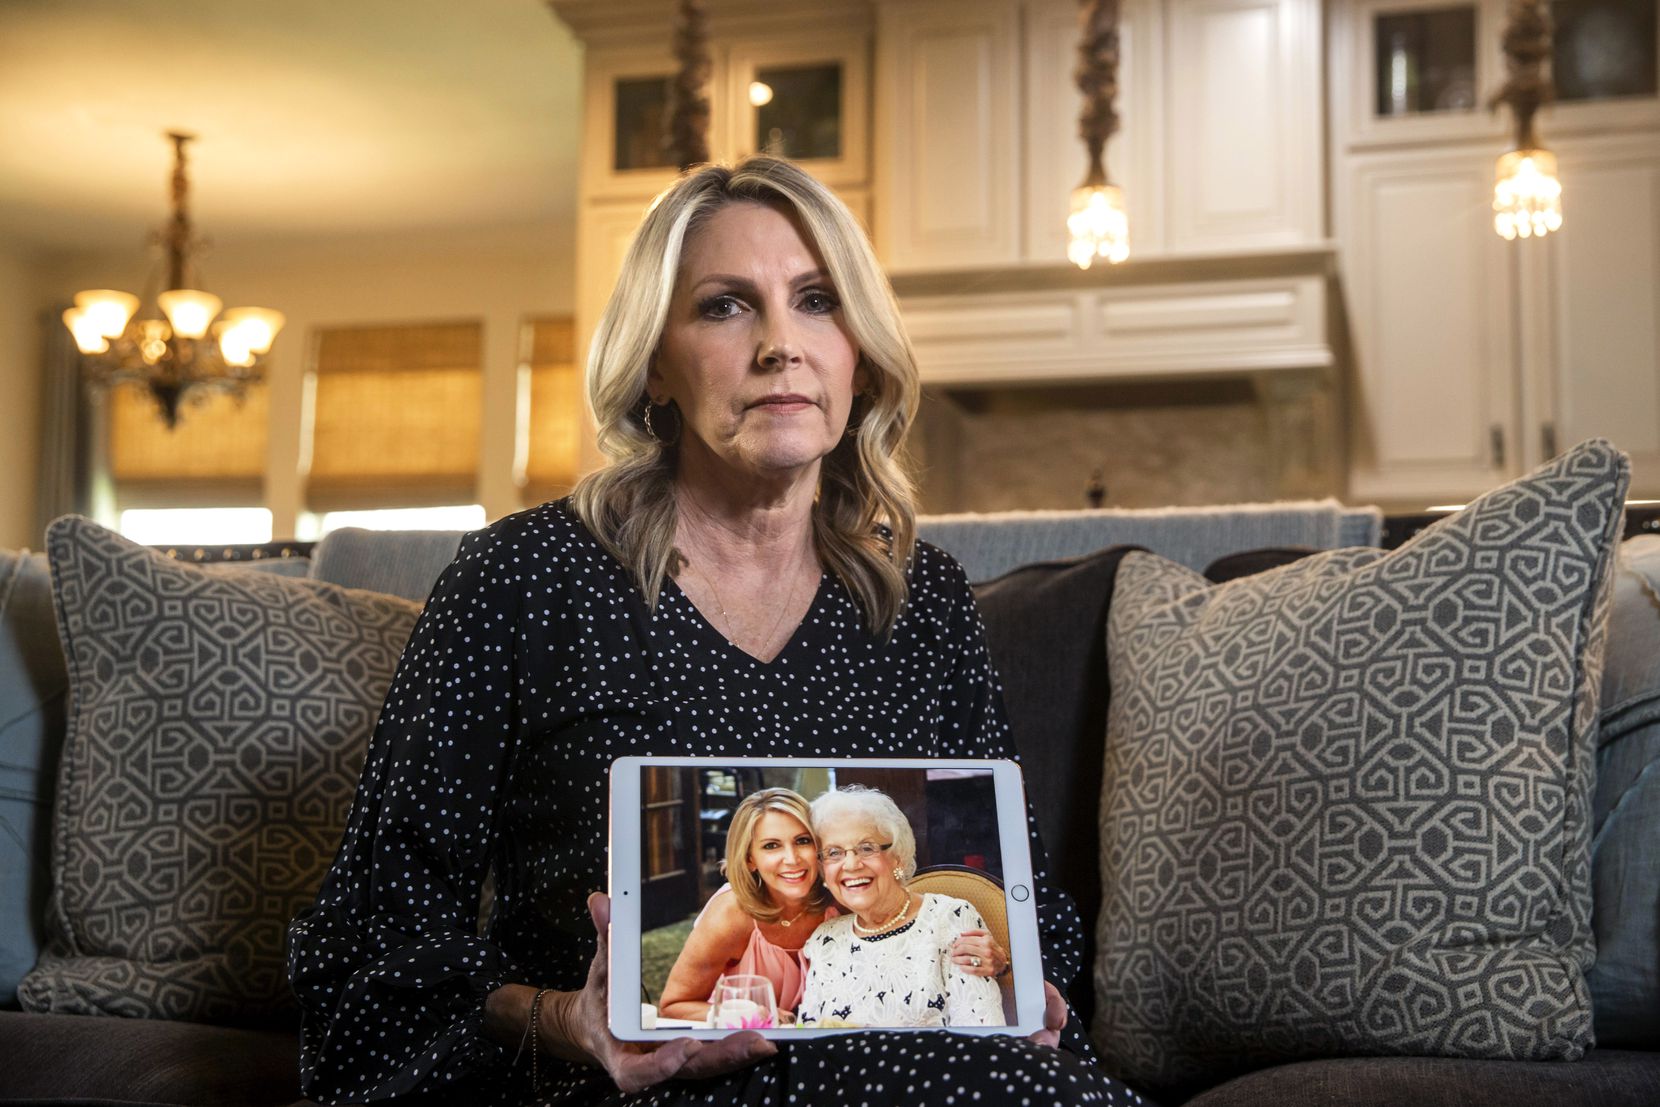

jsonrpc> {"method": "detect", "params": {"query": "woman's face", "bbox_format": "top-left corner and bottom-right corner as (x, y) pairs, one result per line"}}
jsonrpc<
(815, 812), (901, 917)
(747, 809), (818, 908)
(649, 200), (866, 482)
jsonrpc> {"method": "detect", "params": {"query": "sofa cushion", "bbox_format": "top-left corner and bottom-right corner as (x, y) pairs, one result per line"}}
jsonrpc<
(309, 526), (463, 601)
(1097, 440), (1628, 1097)
(971, 545), (1142, 1025)
(0, 551), (67, 1006)
(919, 501), (1382, 583)
(16, 517), (421, 1023)
(1587, 534), (1660, 1046)
(1181, 1049), (1660, 1107)
(0, 1008), (300, 1106)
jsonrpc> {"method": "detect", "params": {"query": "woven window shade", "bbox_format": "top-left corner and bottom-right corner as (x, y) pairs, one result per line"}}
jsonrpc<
(109, 382), (268, 508)
(308, 321), (482, 511)
(523, 316), (583, 503)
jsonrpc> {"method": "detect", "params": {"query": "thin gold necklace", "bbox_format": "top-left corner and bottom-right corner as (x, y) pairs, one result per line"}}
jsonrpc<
(687, 556), (804, 656)
(852, 891), (913, 936)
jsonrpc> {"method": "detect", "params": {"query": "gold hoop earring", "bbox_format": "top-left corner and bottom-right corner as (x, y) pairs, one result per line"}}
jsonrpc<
(643, 403), (658, 442)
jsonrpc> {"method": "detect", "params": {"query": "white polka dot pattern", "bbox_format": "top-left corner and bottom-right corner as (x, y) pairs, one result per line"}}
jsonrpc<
(287, 500), (1149, 1106)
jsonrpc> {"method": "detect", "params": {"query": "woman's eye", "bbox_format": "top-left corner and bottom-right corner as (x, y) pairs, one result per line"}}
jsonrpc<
(800, 289), (839, 314)
(699, 294), (742, 319)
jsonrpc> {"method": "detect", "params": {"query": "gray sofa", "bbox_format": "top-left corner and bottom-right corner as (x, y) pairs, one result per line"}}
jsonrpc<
(4, 499), (1658, 1106)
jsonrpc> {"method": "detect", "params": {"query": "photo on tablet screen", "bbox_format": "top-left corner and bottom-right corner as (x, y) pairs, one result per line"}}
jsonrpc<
(638, 764), (1019, 1032)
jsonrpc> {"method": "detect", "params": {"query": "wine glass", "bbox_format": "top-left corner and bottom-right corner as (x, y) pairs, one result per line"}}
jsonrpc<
(709, 973), (777, 1029)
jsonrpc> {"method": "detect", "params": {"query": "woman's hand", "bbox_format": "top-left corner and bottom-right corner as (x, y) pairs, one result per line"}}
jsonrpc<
(948, 928), (1009, 978)
(1028, 981), (1067, 1049)
(546, 892), (777, 1094)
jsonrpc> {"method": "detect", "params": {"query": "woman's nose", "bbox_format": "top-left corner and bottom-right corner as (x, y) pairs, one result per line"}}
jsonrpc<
(757, 317), (802, 370)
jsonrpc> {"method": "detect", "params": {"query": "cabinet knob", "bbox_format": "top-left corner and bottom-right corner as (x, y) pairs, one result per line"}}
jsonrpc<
(1490, 424), (1506, 468)
(1541, 422), (1559, 460)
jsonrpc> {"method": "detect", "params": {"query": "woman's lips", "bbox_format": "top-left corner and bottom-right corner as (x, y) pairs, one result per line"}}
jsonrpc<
(841, 876), (873, 891)
(749, 394), (814, 413)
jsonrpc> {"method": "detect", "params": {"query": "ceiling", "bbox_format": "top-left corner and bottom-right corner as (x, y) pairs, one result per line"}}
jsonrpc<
(0, 0), (583, 253)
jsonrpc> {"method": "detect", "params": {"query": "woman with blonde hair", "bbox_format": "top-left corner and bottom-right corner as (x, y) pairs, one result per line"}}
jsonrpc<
(658, 788), (837, 1022)
(290, 157), (1149, 1107)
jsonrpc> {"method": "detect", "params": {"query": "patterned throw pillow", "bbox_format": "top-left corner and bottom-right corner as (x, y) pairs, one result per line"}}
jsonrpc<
(17, 517), (421, 1023)
(1096, 440), (1629, 1096)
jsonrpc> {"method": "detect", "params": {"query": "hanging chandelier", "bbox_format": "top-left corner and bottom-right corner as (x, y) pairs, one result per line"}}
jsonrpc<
(1489, 0), (1562, 240)
(1067, 0), (1129, 269)
(62, 132), (284, 428)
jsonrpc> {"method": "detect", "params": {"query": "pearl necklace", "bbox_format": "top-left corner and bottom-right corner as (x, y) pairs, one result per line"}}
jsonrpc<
(851, 892), (913, 936)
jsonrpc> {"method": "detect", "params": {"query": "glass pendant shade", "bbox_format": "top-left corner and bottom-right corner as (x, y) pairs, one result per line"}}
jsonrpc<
(217, 307), (286, 356)
(62, 307), (110, 354)
(157, 289), (223, 339)
(73, 290), (140, 339)
(1067, 183), (1131, 269)
(1493, 148), (1563, 240)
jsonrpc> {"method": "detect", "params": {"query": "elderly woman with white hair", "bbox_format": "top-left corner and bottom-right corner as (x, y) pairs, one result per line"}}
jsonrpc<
(798, 786), (1005, 1028)
(289, 155), (1149, 1107)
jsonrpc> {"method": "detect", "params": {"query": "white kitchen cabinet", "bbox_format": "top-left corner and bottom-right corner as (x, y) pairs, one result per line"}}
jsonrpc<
(1340, 146), (1517, 503)
(881, 0), (1322, 271)
(1163, 0), (1323, 252)
(874, 0), (1024, 270)
(1528, 132), (1660, 491)
(1332, 0), (1660, 502)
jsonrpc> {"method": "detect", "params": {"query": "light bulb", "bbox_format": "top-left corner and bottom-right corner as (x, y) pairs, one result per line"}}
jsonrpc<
(1067, 184), (1130, 269)
(748, 81), (774, 107)
(217, 307), (286, 355)
(157, 289), (223, 339)
(1493, 148), (1563, 241)
(62, 307), (110, 354)
(73, 290), (140, 339)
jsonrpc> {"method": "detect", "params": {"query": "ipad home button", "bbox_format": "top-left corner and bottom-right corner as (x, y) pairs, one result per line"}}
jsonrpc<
(1011, 884), (1030, 902)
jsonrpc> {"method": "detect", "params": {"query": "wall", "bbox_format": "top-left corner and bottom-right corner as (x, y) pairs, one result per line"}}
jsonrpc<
(35, 220), (576, 538)
(914, 382), (1283, 513)
(0, 243), (43, 549)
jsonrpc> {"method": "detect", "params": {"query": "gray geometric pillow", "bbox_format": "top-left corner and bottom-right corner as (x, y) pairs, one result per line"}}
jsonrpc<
(17, 516), (420, 1023)
(1096, 440), (1629, 1096)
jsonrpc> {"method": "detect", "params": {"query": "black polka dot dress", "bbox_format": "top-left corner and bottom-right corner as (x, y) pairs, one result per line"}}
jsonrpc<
(287, 501), (1151, 1107)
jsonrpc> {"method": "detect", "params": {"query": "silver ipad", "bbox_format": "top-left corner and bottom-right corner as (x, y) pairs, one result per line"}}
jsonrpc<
(608, 756), (1045, 1040)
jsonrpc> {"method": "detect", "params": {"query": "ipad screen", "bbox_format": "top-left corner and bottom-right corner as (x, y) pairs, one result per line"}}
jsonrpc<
(632, 761), (1030, 1034)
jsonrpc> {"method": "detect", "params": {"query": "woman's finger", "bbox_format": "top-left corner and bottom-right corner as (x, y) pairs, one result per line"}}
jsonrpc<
(1028, 981), (1066, 1049)
(582, 890), (774, 1090)
(676, 1030), (777, 1080)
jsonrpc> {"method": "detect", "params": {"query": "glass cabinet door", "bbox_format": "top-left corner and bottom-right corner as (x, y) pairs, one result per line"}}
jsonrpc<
(1551, 0), (1658, 103)
(1373, 6), (1479, 117)
(751, 62), (843, 160)
(613, 75), (676, 172)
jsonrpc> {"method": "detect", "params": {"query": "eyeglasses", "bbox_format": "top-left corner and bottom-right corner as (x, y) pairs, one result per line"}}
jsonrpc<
(817, 840), (893, 865)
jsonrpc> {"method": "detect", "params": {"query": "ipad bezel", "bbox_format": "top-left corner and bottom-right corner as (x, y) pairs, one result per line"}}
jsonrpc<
(608, 756), (1045, 1040)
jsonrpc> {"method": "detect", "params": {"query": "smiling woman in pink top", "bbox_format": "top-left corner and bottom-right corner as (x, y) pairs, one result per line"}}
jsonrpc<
(658, 788), (835, 1021)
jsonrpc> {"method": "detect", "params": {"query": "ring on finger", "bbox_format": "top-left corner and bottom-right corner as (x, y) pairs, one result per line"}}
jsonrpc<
(971, 955), (982, 967)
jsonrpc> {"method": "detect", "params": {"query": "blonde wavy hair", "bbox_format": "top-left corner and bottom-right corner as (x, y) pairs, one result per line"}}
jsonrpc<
(570, 156), (921, 636)
(721, 787), (834, 925)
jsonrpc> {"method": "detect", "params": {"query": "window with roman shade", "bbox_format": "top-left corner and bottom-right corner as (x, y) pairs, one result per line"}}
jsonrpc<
(108, 384), (269, 509)
(306, 321), (483, 512)
(521, 315), (583, 505)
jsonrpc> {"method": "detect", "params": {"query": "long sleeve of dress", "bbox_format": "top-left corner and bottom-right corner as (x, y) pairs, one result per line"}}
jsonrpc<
(287, 529), (526, 1105)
